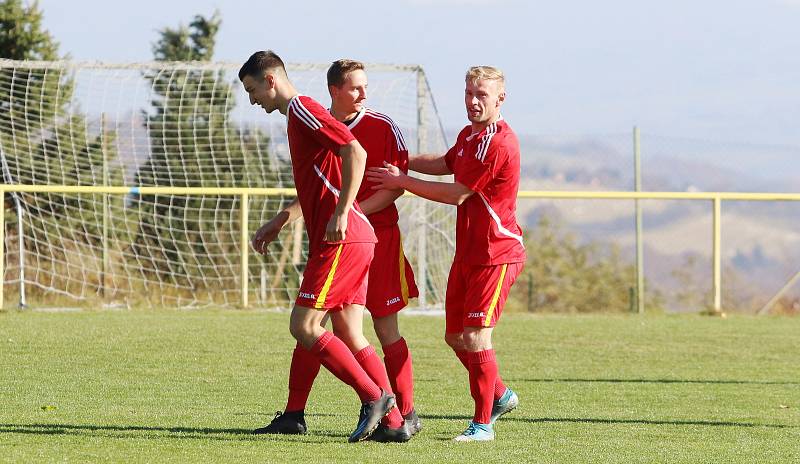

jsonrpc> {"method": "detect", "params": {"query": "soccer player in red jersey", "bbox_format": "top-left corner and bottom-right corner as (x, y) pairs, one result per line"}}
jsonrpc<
(249, 60), (420, 442)
(239, 50), (394, 443)
(368, 66), (525, 441)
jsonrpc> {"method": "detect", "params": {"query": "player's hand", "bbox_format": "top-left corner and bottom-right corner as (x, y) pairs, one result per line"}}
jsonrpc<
(366, 161), (404, 190)
(325, 211), (348, 242)
(252, 214), (288, 255)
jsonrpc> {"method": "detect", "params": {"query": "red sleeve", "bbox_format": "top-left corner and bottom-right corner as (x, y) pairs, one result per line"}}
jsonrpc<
(444, 144), (458, 173)
(454, 137), (506, 192)
(386, 131), (409, 174)
(290, 96), (355, 153)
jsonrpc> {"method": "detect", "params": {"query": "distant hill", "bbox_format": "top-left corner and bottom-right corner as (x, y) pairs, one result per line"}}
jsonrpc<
(510, 132), (800, 309)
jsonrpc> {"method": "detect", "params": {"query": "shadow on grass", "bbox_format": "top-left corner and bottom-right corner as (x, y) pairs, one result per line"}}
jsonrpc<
(0, 423), (346, 442)
(419, 414), (794, 429)
(510, 378), (800, 386)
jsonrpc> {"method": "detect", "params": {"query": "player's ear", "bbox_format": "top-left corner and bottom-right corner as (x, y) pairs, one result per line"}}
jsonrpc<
(264, 72), (276, 89)
(497, 91), (506, 106)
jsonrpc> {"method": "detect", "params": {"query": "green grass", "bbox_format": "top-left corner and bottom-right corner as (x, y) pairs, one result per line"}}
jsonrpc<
(0, 310), (798, 463)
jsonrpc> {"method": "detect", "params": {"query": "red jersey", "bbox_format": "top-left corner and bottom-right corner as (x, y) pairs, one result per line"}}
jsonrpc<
(444, 117), (526, 266)
(347, 108), (409, 229)
(286, 95), (377, 255)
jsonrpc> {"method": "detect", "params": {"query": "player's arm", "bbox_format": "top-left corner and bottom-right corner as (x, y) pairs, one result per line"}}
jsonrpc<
(252, 199), (302, 255)
(367, 162), (473, 206)
(358, 188), (403, 215)
(409, 153), (452, 175)
(327, 140), (368, 241)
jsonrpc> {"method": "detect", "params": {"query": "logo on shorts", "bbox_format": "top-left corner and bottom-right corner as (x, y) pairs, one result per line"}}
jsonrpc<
(457, 148), (464, 157)
(299, 292), (316, 300)
(386, 296), (401, 306)
(468, 312), (486, 319)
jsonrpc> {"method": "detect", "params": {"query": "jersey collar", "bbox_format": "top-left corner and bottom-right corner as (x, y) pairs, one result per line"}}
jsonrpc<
(346, 108), (367, 129)
(285, 94), (302, 121)
(466, 114), (504, 141)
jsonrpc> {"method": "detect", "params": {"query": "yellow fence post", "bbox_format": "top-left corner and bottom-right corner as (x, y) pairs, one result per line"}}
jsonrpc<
(240, 193), (249, 308)
(1, 186), (4, 309)
(712, 196), (722, 314)
(633, 126), (645, 314)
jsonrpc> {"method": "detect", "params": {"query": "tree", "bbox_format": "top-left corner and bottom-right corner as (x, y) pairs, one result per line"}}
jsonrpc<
(1, 0), (122, 301)
(0, 0), (57, 60)
(507, 216), (663, 313)
(129, 13), (292, 301)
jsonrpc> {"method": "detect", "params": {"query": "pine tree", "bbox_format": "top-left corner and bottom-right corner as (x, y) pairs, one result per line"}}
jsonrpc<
(129, 13), (292, 299)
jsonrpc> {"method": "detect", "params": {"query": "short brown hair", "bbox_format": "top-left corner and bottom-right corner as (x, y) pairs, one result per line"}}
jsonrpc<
(239, 50), (286, 81)
(465, 65), (505, 89)
(327, 59), (365, 88)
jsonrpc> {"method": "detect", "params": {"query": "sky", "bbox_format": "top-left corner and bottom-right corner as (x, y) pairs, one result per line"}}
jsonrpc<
(33, 0), (800, 146)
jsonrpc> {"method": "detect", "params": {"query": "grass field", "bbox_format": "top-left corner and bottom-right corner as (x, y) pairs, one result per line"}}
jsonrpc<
(0, 309), (798, 463)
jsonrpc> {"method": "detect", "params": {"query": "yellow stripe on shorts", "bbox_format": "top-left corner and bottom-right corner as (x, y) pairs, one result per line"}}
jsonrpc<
(314, 244), (344, 309)
(398, 236), (409, 304)
(484, 264), (508, 327)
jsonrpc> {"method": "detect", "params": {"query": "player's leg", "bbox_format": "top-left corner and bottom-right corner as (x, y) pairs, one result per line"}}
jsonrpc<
(286, 312), (330, 411)
(253, 314), (330, 435)
(373, 314), (420, 436)
(285, 242), (393, 441)
(445, 260), (502, 392)
(453, 262), (523, 441)
(332, 305), (408, 441)
(446, 263), (508, 402)
(290, 304), (393, 442)
(462, 326), (496, 425)
(253, 307), (328, 436)
(366, 225), (419, 430)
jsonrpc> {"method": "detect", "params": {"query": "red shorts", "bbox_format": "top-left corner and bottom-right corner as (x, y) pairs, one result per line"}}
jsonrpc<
(445, 261), (524, 333)
(366, 226), (419, 317)
(295, 242), (374, 311)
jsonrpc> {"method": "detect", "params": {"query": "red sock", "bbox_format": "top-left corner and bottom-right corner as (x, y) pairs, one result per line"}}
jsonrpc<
(309, 331), (381, 403)
(285, 343), (321, 412)
(354, 346), (403, 428)
(456, 349), (506, 401)
(494, 377), (508, 400)
(468, 349), (498, 424)
(383, 337), (414, 416)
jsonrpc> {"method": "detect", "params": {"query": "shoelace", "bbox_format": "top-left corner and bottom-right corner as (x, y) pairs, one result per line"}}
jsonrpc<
(272, 411), (283, 422)
(463, 422), (480, 436)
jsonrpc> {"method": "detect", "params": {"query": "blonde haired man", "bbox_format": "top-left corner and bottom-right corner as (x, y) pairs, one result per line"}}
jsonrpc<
(368, 66), (525, 441)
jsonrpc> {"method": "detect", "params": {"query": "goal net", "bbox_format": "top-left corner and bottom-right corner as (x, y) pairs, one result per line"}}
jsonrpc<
(0, 59), (453, 309)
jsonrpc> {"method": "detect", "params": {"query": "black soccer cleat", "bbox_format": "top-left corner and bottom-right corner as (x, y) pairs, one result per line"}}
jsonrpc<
(403, 409), (422, 436)
(252, 410), (307, 435)
(348, 390), (395, 443)
(368, 422), (412, 443)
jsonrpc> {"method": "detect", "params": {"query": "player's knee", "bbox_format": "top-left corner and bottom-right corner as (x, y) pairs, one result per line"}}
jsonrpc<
(288, 321), (304, 342)
(332, 326), (365, 352)
(373, 318), (401, 346)
(444, 332), (464, 351)
(462, 329), (492, 351)
(289, 319), (315, 344)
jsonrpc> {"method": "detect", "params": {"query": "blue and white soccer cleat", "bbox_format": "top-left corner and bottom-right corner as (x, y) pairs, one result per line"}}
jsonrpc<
(454, 421), (495, 442)
(490, 387), (519, 424)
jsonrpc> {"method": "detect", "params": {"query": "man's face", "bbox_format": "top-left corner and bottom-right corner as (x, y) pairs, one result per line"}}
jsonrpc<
(330, 69), (368, 116)
(242, 73), (278, 113)
(464, 78), (504, 125)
